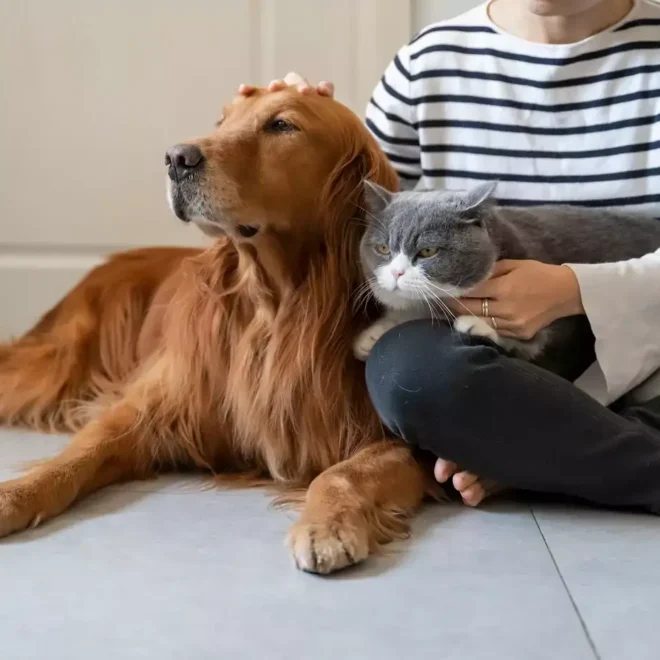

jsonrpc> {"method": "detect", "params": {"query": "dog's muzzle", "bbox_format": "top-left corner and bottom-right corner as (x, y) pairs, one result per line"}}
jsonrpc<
(165, 144), (205, 183)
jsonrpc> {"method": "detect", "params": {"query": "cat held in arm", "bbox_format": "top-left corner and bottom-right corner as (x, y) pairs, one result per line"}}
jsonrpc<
(0, 85), (430, 574)
(355, 180), (660, 381)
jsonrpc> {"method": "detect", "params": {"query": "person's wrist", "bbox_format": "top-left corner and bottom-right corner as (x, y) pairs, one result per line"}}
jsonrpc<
(553, 265), (585, 319)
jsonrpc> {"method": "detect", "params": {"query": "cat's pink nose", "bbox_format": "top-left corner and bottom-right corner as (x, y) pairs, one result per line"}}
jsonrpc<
(392, 270), (405, 280)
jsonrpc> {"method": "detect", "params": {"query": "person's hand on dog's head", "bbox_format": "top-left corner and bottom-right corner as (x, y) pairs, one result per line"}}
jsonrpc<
(238, 72), (334, 98)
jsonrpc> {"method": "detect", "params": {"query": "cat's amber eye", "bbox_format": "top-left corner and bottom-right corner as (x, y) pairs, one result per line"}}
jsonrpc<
(375, 244), (391, 256)
(418, 247), (439, 258)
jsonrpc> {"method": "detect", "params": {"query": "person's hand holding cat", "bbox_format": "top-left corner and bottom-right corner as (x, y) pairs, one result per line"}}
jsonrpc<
(457, 260), (585, 340)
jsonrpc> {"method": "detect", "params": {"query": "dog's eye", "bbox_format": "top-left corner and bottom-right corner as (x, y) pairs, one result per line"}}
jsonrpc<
(265, 118), (298, 133)
(375, 244), (391, 256)
(238, 225), (259, 238)
(418, 247), (439, 258)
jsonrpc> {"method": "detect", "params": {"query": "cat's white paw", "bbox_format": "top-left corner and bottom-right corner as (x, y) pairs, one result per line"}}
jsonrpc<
(353, 326), (384, 361)
(454, 315), (500, 344)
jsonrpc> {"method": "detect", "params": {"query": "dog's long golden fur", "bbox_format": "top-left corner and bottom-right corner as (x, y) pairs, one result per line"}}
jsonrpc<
(0, 86), (427, 573)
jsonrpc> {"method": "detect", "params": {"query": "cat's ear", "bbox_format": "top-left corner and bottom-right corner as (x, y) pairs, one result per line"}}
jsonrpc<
(462, 181), (498, 211)
(363, 179), (393, 215)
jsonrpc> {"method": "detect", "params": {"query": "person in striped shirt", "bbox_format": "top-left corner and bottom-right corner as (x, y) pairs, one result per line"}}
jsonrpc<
(245, 0), (660, 514)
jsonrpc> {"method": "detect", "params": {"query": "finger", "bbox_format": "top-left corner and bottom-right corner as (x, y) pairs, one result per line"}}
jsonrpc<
(238, 84), (256, 96)
(452, 470), (480, 492)
(464, 277), (506, 299)
(481, 316), (518, 331)
(466, 263), (521, 298)
(453, 298), (510, 321)
(491, 259), (521, 276)
(452, 298), (482, 316)
(284, 71), (309, 86)
(267, 79), (287, 92)
(317, 81), (335, 97)
(461, 482), (487, 507)
(297, 82), (315, 95)
(434, 458), (458, 483)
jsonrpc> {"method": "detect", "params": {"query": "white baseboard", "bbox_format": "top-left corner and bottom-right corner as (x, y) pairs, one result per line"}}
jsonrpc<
(0, 252), (104, 339)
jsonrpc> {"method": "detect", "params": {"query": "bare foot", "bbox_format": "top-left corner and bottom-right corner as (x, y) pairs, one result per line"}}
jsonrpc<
(434, 458), (503, 507)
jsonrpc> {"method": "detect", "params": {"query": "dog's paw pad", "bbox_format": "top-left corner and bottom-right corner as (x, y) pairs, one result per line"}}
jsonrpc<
(288, 519), (369, 575)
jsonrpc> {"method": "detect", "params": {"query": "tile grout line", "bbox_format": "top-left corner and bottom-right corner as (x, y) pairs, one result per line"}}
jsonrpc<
(530, 507), (602, 660)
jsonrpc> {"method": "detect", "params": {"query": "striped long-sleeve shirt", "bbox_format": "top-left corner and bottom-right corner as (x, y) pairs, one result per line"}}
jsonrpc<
(366, 0), (660, 215)
(366, 0), (660, 403)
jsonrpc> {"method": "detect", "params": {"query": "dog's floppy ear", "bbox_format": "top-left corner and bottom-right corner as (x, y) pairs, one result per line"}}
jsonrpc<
(360, 134), (400, 194)
(321, 128), (399, 221)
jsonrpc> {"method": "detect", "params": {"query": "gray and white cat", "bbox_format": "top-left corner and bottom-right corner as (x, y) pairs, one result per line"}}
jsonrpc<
(355, 180), (660, 378)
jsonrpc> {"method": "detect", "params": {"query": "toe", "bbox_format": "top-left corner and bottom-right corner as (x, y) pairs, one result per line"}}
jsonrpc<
(434, 459), (458, 483)
(461, 482), (486, 507)
(453, 470), (479, 491)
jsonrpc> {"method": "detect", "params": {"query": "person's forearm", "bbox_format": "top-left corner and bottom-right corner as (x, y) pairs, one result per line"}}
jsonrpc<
(567, 249), (660, 402)
(552, 265), (585, 320)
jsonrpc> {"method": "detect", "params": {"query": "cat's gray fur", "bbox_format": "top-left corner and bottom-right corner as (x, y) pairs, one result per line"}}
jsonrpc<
(357, 180), (660, 379)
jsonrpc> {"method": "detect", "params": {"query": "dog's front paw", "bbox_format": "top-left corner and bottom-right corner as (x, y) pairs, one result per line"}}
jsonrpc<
(0, 484), (39, 538)
(288, 516), (370, 574)
(454, 315), (500, 344)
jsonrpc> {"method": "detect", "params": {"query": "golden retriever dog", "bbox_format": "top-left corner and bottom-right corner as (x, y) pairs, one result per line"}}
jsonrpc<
(0, 84), (428, 573)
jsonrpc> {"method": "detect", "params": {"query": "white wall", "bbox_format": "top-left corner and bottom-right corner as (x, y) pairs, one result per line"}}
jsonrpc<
(413, 0), (659, 30)
(0, 0), (411, 337)
(413, 0), (482, 30)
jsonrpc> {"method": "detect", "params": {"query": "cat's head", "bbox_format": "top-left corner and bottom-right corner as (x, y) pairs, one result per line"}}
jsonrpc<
(360, 180), (498, 310)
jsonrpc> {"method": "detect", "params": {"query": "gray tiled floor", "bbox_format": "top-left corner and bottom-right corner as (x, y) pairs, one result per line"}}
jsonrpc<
(1, 430), (658, 660)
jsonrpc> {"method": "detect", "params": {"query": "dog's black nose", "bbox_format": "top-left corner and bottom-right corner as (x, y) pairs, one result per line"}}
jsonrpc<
(165, 144), (204, 182)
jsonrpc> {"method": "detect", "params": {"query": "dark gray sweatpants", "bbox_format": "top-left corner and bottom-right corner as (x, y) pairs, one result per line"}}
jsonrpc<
(366, 321), (660, 513)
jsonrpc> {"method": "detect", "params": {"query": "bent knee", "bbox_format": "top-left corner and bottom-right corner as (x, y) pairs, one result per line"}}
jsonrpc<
(365, 320), (500, 436)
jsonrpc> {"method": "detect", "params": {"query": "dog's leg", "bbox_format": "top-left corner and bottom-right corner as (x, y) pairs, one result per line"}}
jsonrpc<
(288, 441), (425, 574)
(0, 402), (152, 538)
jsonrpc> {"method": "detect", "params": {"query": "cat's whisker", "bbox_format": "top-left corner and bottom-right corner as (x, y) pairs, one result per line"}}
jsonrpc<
(414, 284), (465, 336)
(424, 290), (456, 323)
(413, 281), (457, 323)
(352, 277), (378, 314)
(354, 205), (390, 234)
(418, 292), (438, 325)
(354, 204), (383, 226)
(352, 288), (372, 314)
(410, 286), (440, 323)
(424, 281), (479, 319)
(435, 298), (455, 322)
(352, 279), (373, 298)
(407, 284), (447, 325)
(418, 282), (455, 317)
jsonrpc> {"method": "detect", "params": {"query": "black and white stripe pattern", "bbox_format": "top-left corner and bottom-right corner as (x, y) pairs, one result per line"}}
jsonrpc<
(366, 0), (660, 214)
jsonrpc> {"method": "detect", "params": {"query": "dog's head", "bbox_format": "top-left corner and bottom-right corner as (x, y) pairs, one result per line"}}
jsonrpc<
(165, 86), (398, 245)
